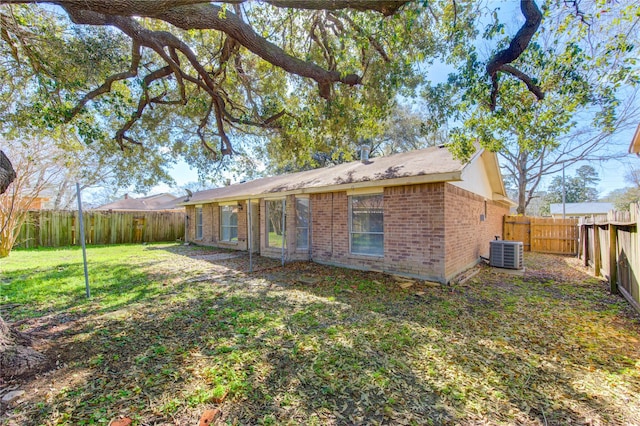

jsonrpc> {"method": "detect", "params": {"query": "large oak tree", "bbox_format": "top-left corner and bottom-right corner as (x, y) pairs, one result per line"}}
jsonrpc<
(0, 0), (544, 179)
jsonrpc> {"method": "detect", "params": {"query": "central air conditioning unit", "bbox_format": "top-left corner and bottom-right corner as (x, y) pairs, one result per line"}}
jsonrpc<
(490, 240), (524, 270)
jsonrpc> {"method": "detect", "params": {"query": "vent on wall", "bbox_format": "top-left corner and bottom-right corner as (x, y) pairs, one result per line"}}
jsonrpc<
(490, 240), (524, 269)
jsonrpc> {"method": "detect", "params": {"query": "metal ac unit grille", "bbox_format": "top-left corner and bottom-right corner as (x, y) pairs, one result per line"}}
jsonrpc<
(490, 240), (524, 269)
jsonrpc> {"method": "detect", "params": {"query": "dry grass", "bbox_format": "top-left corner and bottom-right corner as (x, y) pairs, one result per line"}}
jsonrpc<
(1, 244), (639, 425)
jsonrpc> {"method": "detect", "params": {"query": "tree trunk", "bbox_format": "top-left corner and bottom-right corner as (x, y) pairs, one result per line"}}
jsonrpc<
(0, 150), (16, 195)
(517, 176), (527, 215)
(0, 315), (46, 378)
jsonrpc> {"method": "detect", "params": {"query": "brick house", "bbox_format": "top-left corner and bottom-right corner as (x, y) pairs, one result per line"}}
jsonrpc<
(182, 146), (514, 283)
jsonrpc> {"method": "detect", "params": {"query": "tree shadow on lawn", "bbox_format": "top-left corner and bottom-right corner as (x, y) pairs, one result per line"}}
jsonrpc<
(268, 256), (640, 425)
(5, 285), (453, 425)
(3, 249), (640, 425)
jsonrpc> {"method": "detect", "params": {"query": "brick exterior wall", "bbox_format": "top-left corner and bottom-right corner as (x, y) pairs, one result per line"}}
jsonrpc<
(310, 185), (447, 281)
(188, 181), (507, 282)
(185, 202), (249, 251)
(310, 183), (507, 282)
(309, 193), (334, 260)
(204, 203), (216, 243)
(185, 205), (195, 242)
(311, 191), (381, 268)
(444, 184), (509, 279)
(384, 184), (447, 280)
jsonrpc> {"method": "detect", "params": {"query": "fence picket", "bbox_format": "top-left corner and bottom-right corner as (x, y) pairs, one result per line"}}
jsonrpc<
(579, 204), (640, 314)
(14, 210), (185, 249)
(503, 216), (578, 254)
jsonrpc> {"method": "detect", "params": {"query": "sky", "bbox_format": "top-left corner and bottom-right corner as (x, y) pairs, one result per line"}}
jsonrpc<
(152, 127), (637, 198)
(142, 0), (639, 201)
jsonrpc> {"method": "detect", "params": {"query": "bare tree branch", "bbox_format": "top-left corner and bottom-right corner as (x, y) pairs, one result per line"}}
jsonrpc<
(26, 1), (365, 98)
(114, 66), (173, 149)
(197, 101), (222, 158)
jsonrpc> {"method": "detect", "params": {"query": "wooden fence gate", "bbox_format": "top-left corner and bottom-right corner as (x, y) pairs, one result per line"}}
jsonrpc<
(503, 216), (579, 255)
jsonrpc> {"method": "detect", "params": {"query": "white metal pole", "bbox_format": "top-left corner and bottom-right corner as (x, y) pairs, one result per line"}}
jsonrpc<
(562, 163), (566, 219)
(76, 183), (90, 298)
(281, 198), (286, 266)
(248, 199), (253, 273)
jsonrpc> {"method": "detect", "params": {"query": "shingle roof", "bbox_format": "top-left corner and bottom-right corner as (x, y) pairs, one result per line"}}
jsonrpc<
(549, 202), (613, 215)
(183, 145), (478, 205)
(95, 193), (182, 211)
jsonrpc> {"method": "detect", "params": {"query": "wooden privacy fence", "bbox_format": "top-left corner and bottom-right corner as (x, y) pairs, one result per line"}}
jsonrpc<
(14, 210), (185, 248)
(503, 216), (579, 254)
(579, 205), (640, 314)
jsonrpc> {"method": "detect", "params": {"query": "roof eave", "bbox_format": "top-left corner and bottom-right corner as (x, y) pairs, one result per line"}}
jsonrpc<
(493, 193), (518, 207)
(629, 123), (640, 154)
(179, 171), (463, 206)
(479, 149), (509, 197)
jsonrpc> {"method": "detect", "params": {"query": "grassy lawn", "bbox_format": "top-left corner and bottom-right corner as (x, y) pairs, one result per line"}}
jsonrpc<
(1, 244), (639, 425)
(267, 231), (284, 248)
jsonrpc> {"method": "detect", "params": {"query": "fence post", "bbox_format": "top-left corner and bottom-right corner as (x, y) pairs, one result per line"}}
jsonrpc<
(582, 223), (589, 267)
(594, 220), (601, 278)
(609, 221), (618, 294)
(577, 219), (582, 258)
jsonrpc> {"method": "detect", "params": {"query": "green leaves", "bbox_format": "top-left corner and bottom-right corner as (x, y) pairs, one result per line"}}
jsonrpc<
(422, 1), (638, 213)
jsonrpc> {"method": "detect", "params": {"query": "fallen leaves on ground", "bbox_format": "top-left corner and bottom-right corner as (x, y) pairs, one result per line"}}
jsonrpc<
(1, 245), (639, 425)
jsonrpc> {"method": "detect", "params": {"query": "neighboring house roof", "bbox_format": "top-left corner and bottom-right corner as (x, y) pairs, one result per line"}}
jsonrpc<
(95, 193), (182, 211)
(549, 202), (613, 216)
(183, 145), (513, 206)
(629, 123), (640, 154)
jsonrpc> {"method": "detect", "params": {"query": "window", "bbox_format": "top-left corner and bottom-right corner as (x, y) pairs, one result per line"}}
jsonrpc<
(295, 198), (309, 250)
(195, 206), (203, 240)
(220, 205), (238, 242)
(350, 194), (383, 256)
(266, 199), (285, 248)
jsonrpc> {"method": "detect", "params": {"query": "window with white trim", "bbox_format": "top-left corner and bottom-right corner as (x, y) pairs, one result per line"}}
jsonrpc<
(350, 194), (383, 256)
(195, 206), (203, 240)
(220, 205), (238, 242)
(266, 199), (285, 248)
(295, 198), (309, 250)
